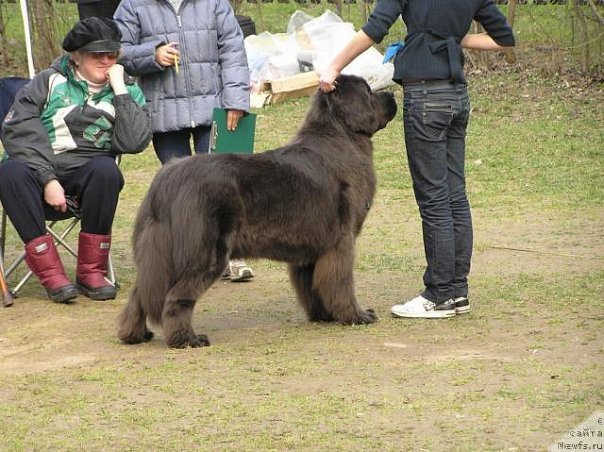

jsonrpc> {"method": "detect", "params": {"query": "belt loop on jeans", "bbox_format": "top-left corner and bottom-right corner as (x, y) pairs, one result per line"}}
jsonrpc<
(422, 80), (427, 95)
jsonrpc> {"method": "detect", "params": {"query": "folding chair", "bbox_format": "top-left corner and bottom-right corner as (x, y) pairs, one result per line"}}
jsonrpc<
(0, 76), (118, 303)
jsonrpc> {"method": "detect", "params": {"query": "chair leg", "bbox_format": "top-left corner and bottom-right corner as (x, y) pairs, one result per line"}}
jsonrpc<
(0, 248), (14, 307)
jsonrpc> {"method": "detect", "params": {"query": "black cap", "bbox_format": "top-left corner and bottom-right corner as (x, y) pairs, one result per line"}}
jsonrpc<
(62, 17), (122, 53)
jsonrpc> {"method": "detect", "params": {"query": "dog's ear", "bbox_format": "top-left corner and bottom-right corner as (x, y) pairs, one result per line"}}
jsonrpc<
(329, 75), (380, 136)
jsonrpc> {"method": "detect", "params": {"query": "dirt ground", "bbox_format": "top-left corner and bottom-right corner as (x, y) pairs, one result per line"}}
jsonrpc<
(1, 205), (600, 368)
(0, 196), (602, 449)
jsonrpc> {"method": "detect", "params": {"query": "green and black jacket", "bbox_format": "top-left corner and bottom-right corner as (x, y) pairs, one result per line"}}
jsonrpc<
(1, 55), (151, 187)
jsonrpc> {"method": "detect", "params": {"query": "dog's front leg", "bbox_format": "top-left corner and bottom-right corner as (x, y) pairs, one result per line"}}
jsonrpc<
(312, 235), (377, 325)
(289, 263), (335, 322)
(162, 298), (210, 348)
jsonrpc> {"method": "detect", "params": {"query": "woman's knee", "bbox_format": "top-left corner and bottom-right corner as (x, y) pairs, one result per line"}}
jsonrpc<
(89, 156), (124, 190)
(0, 160), (32, 187)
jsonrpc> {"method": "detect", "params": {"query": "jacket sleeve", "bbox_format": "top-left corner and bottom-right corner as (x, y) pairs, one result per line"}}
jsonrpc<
(362, 0), (405, 44)
(115, 1), (166, 76)
(475, 0), (516, 47)
(216, 0), (250, 112)
(1, 70), (57, 187)
(110, 85), (152, 155)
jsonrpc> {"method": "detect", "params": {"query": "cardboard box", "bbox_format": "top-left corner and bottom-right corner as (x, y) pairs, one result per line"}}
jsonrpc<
(251, 71), (319, 108)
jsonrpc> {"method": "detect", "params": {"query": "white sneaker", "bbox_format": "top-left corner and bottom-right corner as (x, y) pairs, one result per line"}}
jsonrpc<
(453, 296), (471, 314)
(391, 295), (456, 319)
(227, 259), (254, 282)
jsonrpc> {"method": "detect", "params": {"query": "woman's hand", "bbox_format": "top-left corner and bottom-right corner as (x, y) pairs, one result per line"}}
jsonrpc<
(227, 109), (244, 131)
(107, 64), (127, 95)
(155, 42), (180, 68)
(44, 179), (67, 213)
(319, 66), (340, 93)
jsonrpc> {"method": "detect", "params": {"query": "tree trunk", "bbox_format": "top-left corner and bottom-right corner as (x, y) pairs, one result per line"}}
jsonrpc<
(572, 0), (590, 73)
(505, 0), (518, 63)
(0, 3), (10, 67)
(28, 0), (60, 70)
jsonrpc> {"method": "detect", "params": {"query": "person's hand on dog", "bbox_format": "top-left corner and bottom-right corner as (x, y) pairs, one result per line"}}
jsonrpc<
(44, 179), (67, 213)
(227, 109), (244, 131)
(155, 42), (180, 68)
(319, 66), (340, 92)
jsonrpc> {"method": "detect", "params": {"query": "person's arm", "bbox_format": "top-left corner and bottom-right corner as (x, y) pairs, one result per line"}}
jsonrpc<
(114, 1), (167, 76)
(216, 0), (250, 119)
(318, 30), (376, 92)
(474, 1), (516, 48)
(1, 70), (58, 188)
(319, 0), (403, 92)
(107, 64), (152, 154)
(461, 32), (510, 51)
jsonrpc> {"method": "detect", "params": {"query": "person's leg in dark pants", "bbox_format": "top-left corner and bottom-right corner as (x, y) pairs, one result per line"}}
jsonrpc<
(0, 160), (46, 243)
(62, 155), (124, 235)
(192, 125), (212, 154)
(446, 88), (472, 302)
(62, 155), (124, 300)
(0, 160), (77, 302)
(152, 129), (193, 165)
(391, 83), (464, 318)
(405, 87), (458, 303)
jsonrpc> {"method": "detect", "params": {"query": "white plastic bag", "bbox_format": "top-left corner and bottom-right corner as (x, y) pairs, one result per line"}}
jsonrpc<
(289, 10), (394, 91)
(246, 10), (394, 91)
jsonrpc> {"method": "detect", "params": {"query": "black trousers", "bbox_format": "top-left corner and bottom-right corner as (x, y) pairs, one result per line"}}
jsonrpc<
(0, 156), (124, 243)
(77, 0), (121, 19)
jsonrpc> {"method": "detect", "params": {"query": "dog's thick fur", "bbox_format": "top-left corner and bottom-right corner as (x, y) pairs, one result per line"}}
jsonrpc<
(118, 75), (397, 348)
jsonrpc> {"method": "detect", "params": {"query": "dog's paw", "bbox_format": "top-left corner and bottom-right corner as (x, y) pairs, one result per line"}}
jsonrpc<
(342, 308), (378, 325)
(190, 334), (211, 348)
(166, 332), (211, 349)
(119, 328), (154, 345)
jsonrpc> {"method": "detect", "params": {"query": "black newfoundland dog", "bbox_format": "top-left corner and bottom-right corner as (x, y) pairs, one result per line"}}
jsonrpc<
(118, 75), (397, 348)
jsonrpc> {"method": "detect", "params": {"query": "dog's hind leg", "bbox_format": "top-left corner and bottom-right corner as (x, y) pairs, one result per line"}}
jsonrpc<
(161, 270), (223, 348)
(162, 298), (208, 349)
(288, 263), (335, 322)
(312, 234), (377, 325)
(118, 286), (154, 344)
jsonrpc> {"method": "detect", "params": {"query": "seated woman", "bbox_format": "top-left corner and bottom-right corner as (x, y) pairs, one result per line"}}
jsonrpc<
(0, 17), (151, 303)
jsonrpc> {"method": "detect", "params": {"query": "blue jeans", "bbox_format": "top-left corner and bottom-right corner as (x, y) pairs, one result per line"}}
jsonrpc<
(152, 126), (211, 165)
(403, 81), (472, 303)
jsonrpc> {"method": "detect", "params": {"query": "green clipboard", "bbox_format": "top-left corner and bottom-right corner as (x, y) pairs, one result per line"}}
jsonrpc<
(209, 108), (256, 154)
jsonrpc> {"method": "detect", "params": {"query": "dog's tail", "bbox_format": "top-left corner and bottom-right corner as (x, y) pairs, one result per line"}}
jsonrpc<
(131, 212), (176, 325)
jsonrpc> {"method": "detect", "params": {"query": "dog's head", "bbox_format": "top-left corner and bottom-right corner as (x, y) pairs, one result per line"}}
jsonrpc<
(317, 74), (397, 137)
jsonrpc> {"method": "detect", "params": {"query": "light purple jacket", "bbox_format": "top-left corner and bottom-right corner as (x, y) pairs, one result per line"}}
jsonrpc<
(114, 0), (250, 133)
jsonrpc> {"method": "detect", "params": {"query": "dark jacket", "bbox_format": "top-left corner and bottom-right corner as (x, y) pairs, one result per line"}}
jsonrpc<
(1, 55), (151, 188)
(363, 0), (515, 84)
(114, 0), (250, 133)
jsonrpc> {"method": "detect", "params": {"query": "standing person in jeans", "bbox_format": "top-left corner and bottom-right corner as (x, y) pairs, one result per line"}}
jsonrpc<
(319, 0), (515, 318)
(71, 0), (122, 19)
(114, 0), (255, 282)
